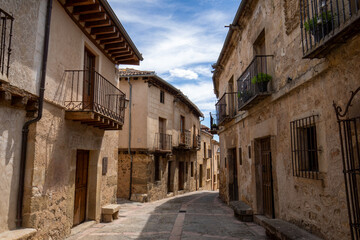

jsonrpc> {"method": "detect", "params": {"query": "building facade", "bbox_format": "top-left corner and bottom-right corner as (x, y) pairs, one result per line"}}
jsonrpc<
(117, 69), (203, 202)
(197, 125), (219, 191)
(212, 0), (360, 239)
(0, 0), (141, 238)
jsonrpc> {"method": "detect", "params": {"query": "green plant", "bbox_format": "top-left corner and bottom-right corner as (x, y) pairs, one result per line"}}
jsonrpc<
(251, 73), (272, 84)
(304, 11), (332, 31)
(211, 123), (217, 128)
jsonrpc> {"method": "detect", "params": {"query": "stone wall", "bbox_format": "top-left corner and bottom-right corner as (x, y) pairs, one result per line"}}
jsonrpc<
(214, 0), (360, 239)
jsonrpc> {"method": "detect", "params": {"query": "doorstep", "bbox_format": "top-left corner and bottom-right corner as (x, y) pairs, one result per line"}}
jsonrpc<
(254, 215), (322, 240)
(0, 228), (37, 240)
(70, 221), (96, 236)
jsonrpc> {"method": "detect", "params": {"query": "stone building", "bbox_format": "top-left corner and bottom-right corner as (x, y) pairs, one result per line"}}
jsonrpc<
(211, 0), (360, 239)
(117, 69), (203, 202)
(0, 0), (141, 239)
(197, 125), (219, 191)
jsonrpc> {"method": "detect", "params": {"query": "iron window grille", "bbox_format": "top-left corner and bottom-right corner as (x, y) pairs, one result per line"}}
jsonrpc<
(207, 168), (211, 180)
(290, 115), (320, 179)
(0, 9), (14, 78)
(208, 149), (212, 158)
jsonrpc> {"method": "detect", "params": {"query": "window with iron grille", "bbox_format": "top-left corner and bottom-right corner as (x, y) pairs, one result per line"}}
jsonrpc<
(160, 90), (165, 103)
(290, 115), (320, 179)
(0, 9), (14, 78)
(208, 149), (212, 158)
(239, 147), (242, 165)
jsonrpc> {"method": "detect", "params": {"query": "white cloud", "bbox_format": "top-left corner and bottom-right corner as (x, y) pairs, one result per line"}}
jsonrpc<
(169, 69), (198, 80)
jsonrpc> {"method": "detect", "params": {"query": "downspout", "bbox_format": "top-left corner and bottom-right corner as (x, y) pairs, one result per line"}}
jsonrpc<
(196, 116), (205, 191)
(127, 77), (133, 200)
(16, 0), (53, 228)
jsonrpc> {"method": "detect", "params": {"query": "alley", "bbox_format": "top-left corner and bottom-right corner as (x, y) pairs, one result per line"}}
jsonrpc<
(67, 191), (267, 240)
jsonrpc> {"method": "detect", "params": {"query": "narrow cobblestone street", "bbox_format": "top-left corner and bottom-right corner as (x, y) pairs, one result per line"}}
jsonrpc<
(67, 191), (267, 240)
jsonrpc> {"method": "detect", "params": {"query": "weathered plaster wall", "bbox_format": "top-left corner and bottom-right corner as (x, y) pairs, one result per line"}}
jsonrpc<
(216, 0), (360, 239)
(0, 106), (26, 232)
(118, 78), (148, 150)
(197, 131), (212, 190)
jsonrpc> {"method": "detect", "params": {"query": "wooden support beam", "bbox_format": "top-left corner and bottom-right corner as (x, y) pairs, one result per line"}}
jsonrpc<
(79, 13), (107, 22)
(115, 55), (135, 61)
(100, 37), (123, 45)
(104, 42), (126, 51)
(90, 26), (115, 35)
(117, 59), (140, 65)
(26, 100), (39, 112)
(107, 46), (129, 54)
(65, 111), (95, 120)
(112, 51), (133, 58)
(96, 32), (119, 40)
(85, 19), (111, 28)
(12, 96), (28, 108)
(73, 4), (102, 15)
(65, 0), (95, 7)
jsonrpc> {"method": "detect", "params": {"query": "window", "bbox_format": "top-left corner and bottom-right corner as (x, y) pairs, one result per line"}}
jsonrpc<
(190, 162), (194, 177)
(185, 162), (188, 178)
(208, 149), (212, 158)
(214, 174), (216, 182)
(290, 115), (320, 179)
(248, 145), (251, 159)
(160, 90), (165, 103)
(0, 9), (14, 78)
(155, 155), (160, 181)
(207, 168), (211, 180)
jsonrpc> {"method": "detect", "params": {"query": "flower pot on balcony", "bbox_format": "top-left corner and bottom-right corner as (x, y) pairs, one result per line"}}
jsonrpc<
(305, 12), (333, 42)
(251, 73), (272, 93)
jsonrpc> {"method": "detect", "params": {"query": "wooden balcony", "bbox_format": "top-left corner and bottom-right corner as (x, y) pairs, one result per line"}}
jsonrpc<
(300, 0), (360, 58)
(155, 133), (172, 153)
(64, 70), (126, 130)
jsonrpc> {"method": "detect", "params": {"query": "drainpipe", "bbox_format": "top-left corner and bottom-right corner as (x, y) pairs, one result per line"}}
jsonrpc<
(16, 0), (53, 228)
(127, 77), (133, 200)
(196, 116), (205, 191)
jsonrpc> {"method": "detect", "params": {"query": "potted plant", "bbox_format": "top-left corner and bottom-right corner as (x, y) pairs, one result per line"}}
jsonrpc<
(304, 11), (333, 42)
(238, 90), (252, 103)
(211, 123), (218, 130)
(251, 72), (272, 92)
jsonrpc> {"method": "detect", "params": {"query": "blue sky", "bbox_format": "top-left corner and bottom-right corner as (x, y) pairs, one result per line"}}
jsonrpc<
(109, 0), (240, 128)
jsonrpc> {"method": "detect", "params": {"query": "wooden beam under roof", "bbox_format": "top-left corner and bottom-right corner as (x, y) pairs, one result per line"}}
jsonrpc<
(104, 42), (126, 51)
(73, 4), (102, 15)
(96, 32), (119, 40)
(115, 55), (135, 61)
(85, 19), (111, 28)
(111, 50), (132, 58)
(65, 0), (95, 7)
(108, 46), (129, 54)
(90, 26), (115, 35)
(117, 59), (140, 65)
(100, 37), (123, 45)
(79, 12), (107, 22)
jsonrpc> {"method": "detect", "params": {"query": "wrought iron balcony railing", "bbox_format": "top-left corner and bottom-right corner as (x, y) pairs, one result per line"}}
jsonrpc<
(155, 133), (172, 152)
(0, 9), (14, 79)
(179, 130), (191, 147)
(215, 92), (238, 125)
(64, 70), (126, 130)
(300, 0), (360, 58)
(237, 55), (273, 111)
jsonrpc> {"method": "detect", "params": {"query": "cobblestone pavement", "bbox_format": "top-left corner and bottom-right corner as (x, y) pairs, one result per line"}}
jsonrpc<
(67, 191), (268, 240)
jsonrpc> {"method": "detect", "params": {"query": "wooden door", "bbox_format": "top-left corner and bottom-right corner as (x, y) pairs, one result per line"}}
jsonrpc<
(180, 116), (185, 144)
(228, 148), (238, 201)
(178, 161), (184, 190)
(261, 138), (275, 218)
(73, 150), (89, 226)
(159, 118), (166, 149)
(83, 48), (95, 109)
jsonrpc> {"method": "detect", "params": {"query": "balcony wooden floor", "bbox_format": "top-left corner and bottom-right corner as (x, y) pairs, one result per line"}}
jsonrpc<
(65, 111), (122, 130)
(239, 93), (271, 111)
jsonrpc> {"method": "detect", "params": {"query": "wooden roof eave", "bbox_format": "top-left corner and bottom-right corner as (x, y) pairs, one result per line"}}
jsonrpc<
(58, 0), (142, 66)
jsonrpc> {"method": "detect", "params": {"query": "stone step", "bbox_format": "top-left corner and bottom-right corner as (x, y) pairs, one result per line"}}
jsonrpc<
(229, 201), (253, 222)
(254, 215), (323, 240)
(0, 228), (37, 240)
